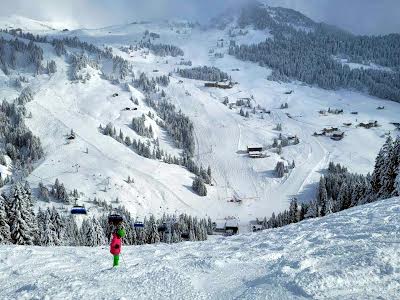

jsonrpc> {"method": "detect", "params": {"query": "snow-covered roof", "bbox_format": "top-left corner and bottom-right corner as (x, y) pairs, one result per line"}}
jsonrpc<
(225, 219), (239, 228)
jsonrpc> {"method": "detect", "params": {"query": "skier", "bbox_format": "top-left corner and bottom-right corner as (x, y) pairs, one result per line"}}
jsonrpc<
(110, 227), (126, 267)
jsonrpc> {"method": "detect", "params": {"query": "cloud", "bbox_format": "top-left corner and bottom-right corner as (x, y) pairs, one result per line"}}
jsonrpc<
(1, 0), (399, 34)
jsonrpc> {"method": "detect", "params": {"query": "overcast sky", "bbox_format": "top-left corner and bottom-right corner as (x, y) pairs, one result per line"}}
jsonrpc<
(1, 0), (399, 35)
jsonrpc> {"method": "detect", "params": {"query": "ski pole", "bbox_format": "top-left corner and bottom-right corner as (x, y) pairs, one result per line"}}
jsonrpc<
(121, 253), (126, 266)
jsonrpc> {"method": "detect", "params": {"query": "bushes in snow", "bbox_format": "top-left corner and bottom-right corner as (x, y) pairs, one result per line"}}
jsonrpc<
(177, 66), (230, 82)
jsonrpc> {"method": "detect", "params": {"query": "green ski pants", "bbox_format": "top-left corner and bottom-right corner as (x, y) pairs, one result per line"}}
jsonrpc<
(113, 255), (120, 267)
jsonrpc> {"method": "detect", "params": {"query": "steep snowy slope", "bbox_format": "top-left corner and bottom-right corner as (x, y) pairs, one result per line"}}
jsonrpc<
(1, 13), (399, 225)
(0, 198), (399, 299)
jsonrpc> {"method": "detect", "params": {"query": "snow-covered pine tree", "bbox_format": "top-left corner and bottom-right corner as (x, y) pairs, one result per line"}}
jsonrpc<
(275, 161), (285, 178)
(63, 215), (80, 246)
(8, 183), (37, 245)
(50, 207), (64, 245)
(304, 200), (318, 218)
(39, 208), (59, 246)
(192, 176), (207, 196)
(0, 196), (11, 244)
(317, 177), (328, 215)
(288, 199), (298, 223)
(371, 136), (393, 197)
(146, 215), (160, 244)
(396, 168), (400, 196)
(81, 217), (106, 246)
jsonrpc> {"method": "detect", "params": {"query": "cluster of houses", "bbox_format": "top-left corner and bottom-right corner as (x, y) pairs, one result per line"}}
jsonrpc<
(313, 127), (345, 141)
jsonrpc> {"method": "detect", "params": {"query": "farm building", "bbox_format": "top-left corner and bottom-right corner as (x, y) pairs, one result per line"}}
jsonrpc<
(212, 217), (240, 236)
(247, 145), (263, 152)
(247, 145), (263, 158)
(225, 218), (240, 235)
(358, 121), (378, 129)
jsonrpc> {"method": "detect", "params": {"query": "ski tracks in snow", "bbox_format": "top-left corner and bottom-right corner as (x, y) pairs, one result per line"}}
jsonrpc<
(1, 198), (399, 299)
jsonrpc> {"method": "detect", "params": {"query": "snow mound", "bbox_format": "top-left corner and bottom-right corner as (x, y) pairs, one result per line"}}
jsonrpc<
(1, 198), (399, 299)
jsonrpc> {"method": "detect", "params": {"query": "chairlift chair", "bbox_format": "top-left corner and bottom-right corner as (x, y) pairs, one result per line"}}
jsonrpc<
(71, 205), (87, 215)
(134, 221), (144, 228)
(108, 214), (123, 225)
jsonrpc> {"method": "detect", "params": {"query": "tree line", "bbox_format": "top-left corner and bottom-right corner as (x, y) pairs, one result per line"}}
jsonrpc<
(177, 66), (230, 82)
(260, 136), (400, 229)
(0, 183), (211, 246)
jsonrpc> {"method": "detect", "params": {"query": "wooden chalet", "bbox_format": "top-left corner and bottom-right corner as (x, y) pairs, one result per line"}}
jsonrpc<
(358, 121), (378, 129)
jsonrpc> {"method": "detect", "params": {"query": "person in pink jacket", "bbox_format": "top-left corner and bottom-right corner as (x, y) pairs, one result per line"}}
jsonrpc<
(110, 228), (126, 267)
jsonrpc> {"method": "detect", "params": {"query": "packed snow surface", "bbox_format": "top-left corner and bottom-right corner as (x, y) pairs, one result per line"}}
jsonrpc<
(1, 198), (399, 300)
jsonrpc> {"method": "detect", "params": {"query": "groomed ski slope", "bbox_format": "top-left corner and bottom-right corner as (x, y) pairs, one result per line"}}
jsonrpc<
(1, 198), (399, 300)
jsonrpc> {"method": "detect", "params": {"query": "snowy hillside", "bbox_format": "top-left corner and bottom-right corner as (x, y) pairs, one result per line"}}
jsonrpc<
(0, 2), (399, 226)
(1, 197), (399, 299)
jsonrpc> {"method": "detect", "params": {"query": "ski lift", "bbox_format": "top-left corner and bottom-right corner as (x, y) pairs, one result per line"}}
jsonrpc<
(108, 214), (123, 225)
(70, 205), (87, 215)
(134, 221), (144, 228)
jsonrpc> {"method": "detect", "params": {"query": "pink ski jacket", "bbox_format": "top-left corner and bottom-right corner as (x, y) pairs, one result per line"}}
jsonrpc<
(110, 233), (122, 255)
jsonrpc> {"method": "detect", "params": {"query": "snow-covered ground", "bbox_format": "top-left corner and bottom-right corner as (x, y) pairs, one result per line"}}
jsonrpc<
(1, 16), (400, 225)
(1, 197), (399, 299)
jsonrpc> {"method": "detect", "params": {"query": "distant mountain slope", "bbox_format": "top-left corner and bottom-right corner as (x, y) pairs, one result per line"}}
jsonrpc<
(225, 1), (400, 102)
(0, 197), (399, 299)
